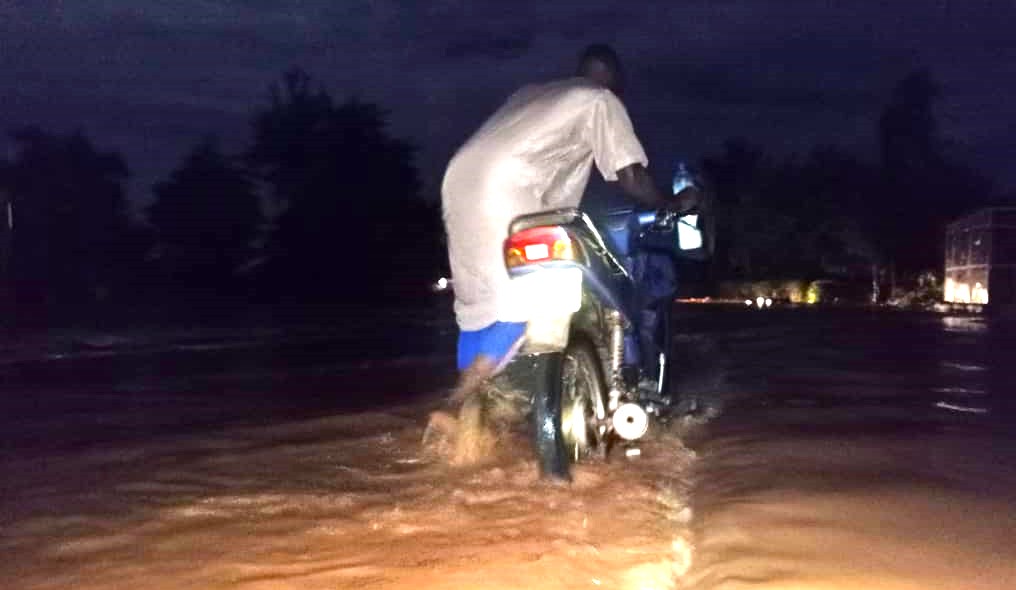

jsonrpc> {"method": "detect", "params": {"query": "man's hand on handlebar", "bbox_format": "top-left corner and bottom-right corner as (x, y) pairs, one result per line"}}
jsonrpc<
(615, 163), (702, 215)
(669, 186), (702, 215)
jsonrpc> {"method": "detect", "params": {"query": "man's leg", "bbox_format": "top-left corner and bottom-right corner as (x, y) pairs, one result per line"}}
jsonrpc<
(450, 356), (498, 465)
(448, 355), (498, 404)
(448, 322), (527, 465)
(425, 354), (498, 462)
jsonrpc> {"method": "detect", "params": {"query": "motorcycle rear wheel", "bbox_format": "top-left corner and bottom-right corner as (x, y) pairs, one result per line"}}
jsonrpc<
(560, 341), (609, 462)
(530, 339), (608, 481)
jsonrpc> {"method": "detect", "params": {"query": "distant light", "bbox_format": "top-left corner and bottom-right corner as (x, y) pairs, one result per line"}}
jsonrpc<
(765, 298), (773, 308)
(944, 277), (955, 302)
(972, 282), (989, 304)
(745, 299), (753, 306)
(806, 283), (820, 304)
(956, 282), (971, 304)
(945, 279), (988, 305)
(756, 296), (765, 309)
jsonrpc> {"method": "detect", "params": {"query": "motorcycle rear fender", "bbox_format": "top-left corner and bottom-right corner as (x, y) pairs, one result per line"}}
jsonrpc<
(507, 258), (629, 348)
(522, 312), (573, 353)
(507, 208), (631, 356)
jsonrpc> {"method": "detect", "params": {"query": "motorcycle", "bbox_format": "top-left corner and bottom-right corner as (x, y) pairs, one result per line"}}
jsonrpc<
(494, 193), (711, 480)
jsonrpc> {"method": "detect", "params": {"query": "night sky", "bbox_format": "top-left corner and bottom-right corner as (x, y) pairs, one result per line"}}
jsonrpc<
(3, 1), (1014, 212)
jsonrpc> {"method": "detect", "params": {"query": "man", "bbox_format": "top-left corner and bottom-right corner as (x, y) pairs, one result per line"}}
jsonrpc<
(441, 44), (697, 404)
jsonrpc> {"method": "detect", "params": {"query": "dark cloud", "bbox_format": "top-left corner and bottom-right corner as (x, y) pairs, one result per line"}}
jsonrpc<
(640, 60), (878, 113)
(1, 0), (1014, 210)
(444, 33), (533, 60)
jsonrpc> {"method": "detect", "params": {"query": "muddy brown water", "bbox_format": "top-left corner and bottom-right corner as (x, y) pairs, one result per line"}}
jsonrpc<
(2, 308), (1014, 589)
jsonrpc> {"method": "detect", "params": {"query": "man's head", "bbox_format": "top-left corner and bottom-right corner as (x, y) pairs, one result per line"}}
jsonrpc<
(577, 44), (624, 94)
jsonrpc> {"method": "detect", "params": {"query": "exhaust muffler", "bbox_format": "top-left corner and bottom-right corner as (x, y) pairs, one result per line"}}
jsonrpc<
(612, 402), (649, 441)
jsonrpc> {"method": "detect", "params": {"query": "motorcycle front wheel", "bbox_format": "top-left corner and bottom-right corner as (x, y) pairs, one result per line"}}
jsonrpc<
(653, 298), (674, 402)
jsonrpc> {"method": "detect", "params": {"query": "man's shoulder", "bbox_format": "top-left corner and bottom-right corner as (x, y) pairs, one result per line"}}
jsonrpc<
(508, 78), (610, 105)
(540, 77), (611, 99)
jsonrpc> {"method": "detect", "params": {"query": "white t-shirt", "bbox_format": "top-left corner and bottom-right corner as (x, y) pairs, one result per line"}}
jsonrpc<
(441, 78), (649, 330)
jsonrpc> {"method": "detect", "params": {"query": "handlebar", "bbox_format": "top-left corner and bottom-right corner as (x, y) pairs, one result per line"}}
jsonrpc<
(639, 208), (683, 231)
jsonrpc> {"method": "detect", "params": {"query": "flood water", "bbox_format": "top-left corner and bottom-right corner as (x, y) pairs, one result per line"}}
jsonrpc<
(2, 307), (1014, 589)
(681, 308), (1016, 589)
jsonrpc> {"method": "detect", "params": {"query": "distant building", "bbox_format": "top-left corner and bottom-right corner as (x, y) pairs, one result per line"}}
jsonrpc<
(944, 207), (1016, 306)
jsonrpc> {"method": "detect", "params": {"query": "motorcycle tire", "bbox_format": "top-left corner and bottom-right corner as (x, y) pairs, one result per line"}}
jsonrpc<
(530, 339), (609, 481)
(654, 298), (674, 402)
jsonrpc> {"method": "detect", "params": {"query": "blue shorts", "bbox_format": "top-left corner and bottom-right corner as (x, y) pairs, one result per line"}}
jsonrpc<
(457, 321), (527, 373)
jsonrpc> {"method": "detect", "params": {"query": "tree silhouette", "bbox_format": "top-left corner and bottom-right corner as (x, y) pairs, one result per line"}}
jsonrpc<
(699, 69), (995, 297)
(246, 68), (435, 300)
(880, 70), (941, 175)
(148, 138), (262, 290)
(701, 140), (796, 280)
(797, 147), (880, 270)
(702, 141), (882, 286)
(876, 69), (992, 277)
(0, 127), (131, 304)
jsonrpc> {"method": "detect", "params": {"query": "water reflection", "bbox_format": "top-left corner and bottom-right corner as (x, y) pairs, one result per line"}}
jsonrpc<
(940, 314), (988, 333)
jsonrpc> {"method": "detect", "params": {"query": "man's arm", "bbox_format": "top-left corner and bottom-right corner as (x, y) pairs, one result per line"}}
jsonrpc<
(615, 163), (701, 213)
(615, 163), (667, 208)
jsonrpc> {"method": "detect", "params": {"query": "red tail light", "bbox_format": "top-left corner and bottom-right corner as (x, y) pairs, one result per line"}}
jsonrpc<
(504, 226), (575, 269)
